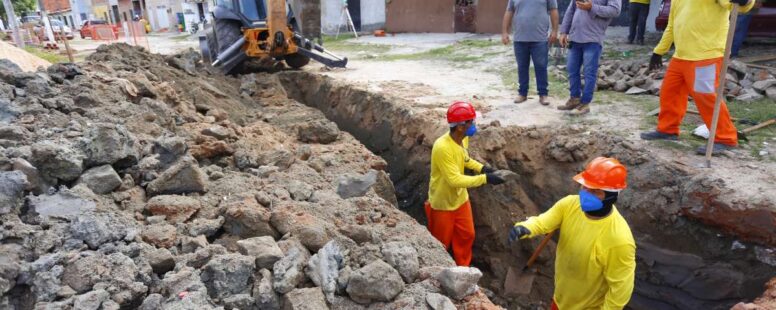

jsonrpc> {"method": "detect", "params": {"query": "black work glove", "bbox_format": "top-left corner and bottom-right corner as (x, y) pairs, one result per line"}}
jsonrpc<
(731, 0), (750, 5)
(481, 166), (495, 174)
(649, 53), (663, 71)
(508, 225), (531, 243)
(486, 173), (505, 185)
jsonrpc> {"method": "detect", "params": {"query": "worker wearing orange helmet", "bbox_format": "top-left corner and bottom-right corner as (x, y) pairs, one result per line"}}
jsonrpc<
(509, 157), (635, 310)
(426, 101), (506, 266)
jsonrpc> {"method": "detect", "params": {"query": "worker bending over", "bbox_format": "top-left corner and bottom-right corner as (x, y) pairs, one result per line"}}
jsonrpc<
(426, 101), (506, 266)
(641, 0), (755, 155)
(509, 157), (635, 309)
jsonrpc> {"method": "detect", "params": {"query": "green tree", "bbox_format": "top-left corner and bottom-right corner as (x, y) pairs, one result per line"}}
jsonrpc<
(1, 0), (37, 21)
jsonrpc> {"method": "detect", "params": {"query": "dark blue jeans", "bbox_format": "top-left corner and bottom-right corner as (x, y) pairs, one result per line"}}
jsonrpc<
(731, 13), (753, 57)
(567, 42), (602, 105)
(628, 3), (649, 42)
(514, 41), (549, 97)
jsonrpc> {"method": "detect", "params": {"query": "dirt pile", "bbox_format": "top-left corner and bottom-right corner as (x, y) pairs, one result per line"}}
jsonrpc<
(278, 71), (776, 309)
(0, 44), (501, 309)
(550, 59), (776, 101)
(0, 41), (51, 72)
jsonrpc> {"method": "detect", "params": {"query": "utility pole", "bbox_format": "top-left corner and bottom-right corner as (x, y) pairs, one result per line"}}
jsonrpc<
(2, 0), (25, 47)
(37, 0), (56, 43)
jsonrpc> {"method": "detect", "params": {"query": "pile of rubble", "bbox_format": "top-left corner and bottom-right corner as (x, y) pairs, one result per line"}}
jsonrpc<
(551, 59), (776, 102)
(0, 44), (500, 309)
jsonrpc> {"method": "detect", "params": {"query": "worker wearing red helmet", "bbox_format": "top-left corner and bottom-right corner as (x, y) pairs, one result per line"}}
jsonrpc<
(426, 101), (506, 267)
(509, 157), (636, 310)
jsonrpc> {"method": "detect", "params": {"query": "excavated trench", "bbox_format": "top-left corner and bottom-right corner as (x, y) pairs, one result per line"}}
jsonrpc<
(275, 71), (776, 309)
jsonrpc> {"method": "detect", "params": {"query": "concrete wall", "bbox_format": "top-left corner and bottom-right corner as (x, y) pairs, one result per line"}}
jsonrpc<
(321, 0), (384, 35)
(385, 0), (454, 33)
(359, 0), (384, 32)
(290, 0), (322, 38)
(475, 0), (507, 33)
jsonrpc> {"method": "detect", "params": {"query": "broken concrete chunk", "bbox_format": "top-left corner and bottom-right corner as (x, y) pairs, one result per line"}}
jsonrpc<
(138, 294), (163, 310)
(237, 236), (284, 269)
(254, 268), (280, 310)
(337, 170), (378, 199)
(273, 247), (310, 294)
(146, 194), (201, 224)
(187, 216), (225, 237)
(223, 293), (255, 310)
(81, 123), (139, 168)
(201, 253), (255, 299)
(436, 266), (483, 300)
(345, 259), (404, 303)
(201, 125), (231, 140)
(75, 164), (122, 194)
(29, 189), (96, 220)
(306, 241), (343, 301)
(12, 158), (42, 193)
(0, 171), (28, 214)
(426, 292), (456, 310)
(286, 180), (313, 201)
(381, 241), (419, 283)
(141, 223), (177, 248)
(222, 195), (278, 238)
(753, 79), (776, 93)
(31, 141), (84, 183)
(283, 287), (330, 310)
(145, 156), (207, 196)
(73, 289), (110, 310)
(297, 119), (340, 144)
(625, 86), (648, 95)
(70, 212), (133, 249)
(766, 87), (776, 100)
(147, 248), (175, 275)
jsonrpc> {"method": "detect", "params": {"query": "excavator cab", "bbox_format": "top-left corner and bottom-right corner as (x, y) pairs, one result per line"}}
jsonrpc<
(200, 0), (347, 73)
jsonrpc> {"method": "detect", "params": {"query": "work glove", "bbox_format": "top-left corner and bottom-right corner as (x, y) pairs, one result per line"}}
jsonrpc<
(649, 53), (663, 71)
(481, 166), (495, 174)
(731, 0), (750, 5)
(508, 225), (531, 243)
(486, 173), (505, 185)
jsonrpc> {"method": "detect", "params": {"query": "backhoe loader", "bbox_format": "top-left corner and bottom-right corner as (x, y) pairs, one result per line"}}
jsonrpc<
(200, 0), (347, 73)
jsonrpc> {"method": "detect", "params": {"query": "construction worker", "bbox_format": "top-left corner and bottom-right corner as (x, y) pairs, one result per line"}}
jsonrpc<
(556, 0), (622, 115)
(641, 0), (755, 155)
(627, 0), (650, 45)
(509, 157), (635, 309)
(731, 1), (762, 58)
(426, 101), (506, 266)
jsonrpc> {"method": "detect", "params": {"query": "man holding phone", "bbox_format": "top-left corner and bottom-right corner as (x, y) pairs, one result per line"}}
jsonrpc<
(556, 0), (621, 115)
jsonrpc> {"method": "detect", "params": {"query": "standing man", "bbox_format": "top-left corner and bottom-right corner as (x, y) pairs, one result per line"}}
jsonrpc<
(627, 0), (650, 45)
(641, 0), (754, 155)
(556, 0), (622, 115)
(501, 0), (560, 105)
(509, 157), (635, 309)
(731, 0), (761, 58)
(426, 101), (506, 267)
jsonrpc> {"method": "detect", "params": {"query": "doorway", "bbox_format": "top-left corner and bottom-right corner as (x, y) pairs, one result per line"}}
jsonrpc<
(346, 0), (361, 31)
(454, 0), (476, 33)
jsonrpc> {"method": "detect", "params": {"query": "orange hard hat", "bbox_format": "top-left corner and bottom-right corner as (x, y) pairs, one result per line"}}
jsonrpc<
(447, 101), (477, 124)
(572, 157), (627, 191)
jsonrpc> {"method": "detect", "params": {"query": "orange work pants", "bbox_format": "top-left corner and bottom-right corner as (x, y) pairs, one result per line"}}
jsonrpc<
(657, 57), (738, 146)
(424, 201), (475, 266)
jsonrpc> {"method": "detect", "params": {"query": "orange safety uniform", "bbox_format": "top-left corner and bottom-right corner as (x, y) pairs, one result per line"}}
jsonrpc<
(653, 0), (754, 146)
(426, 133), (487, 266)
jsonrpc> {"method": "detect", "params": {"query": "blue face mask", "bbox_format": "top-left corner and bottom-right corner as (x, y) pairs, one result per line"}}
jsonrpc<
(465, 123), (477, 137)
(579, 189), (603, 212)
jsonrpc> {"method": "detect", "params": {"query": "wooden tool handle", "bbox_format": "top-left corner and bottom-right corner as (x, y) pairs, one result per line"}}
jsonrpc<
(742, 119), (776, 134)
(526, 230), (556, 268)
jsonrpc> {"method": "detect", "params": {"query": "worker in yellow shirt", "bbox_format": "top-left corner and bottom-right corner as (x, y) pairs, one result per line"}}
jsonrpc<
(641, 0), (755, 155)
(509, 157), (635, 310)
(426, 101), (506, 266)
(627, 0), (650, 45)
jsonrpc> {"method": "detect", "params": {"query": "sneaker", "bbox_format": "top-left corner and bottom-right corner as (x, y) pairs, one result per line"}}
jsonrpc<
(640, 131), (679, 141)
(696, 143), (733, 156)
(568, 104), (589, 116)
(557, 97), (581, 110)
(514, 95), (528, 104)
(539, 96), (550, 106)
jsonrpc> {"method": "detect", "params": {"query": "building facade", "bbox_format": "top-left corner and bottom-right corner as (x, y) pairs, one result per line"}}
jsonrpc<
(321, 0), (385, 34)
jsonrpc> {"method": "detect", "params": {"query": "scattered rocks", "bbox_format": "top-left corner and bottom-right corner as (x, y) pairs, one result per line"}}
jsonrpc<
(346, 259), (404, 303)
(255, 268), (281, 309)
(201, 125), (231, 140)
(287, 180), (314, 201)
(147, 248), (176, 275)
(0, 170), (28, 214)
(141, 223), (178, 248)
(73, 289), (110, 310)
(222, 194), (278, 238)
(297, 119), (340, 144)
(201, 253), (255, 299)
(75, 164), (122, 194)
(626, 86), (648, 95)
(237, 236), (284, 269)
(81, 123), (139, 168)
(28, 189), (96, 220)
(146, 156), (208, 196)
(283, 287), (330, 310)
(381, 241), (419, 283)
(31, 141), (84, 183)
(426, 292), (456, 310)
(337, 170), (378, 199)
(273, 246), (311, 294)
(70, 212), (134, 249)
(306, 241), (344, 300)
(146, 194), (201, 224)
(436, 267), (482, 300)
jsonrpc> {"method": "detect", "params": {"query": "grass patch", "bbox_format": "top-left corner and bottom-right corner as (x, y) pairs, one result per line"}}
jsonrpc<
(728, 98), (776, 159)
(24, 46), (70, 63)
(170, 34), (191, 42)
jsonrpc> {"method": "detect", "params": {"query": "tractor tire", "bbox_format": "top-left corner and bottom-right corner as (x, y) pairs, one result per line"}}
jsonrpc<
(199, 25), (218, 64)
(284, 53), (310, 69)
(215, 19), (242, 53)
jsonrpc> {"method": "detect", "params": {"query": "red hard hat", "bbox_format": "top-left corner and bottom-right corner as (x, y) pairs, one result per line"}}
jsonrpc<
(572, 157), (627, 191)
(447, 101), (477, 124)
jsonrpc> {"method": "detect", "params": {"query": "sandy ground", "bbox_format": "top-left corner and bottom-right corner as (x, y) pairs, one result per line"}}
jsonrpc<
(310, 27), (776, 211)
(0, 40), (51, 71)
(65, 31), (199, 56)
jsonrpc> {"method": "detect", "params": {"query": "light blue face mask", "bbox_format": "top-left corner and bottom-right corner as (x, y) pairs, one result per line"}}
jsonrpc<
(579, 189), (603, 212)
(465, 123), (477, 137)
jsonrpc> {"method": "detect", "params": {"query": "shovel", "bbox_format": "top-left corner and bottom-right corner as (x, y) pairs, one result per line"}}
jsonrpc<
(504, 230), (556, 297)
(737, 118), (776, 142)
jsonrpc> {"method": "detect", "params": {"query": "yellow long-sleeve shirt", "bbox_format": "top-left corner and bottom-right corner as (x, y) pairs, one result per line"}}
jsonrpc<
(517, 195), (636, 310)
(428, 133), (486, 211)
(630, 0), (649, 5)
(654, 0), (754, 61)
